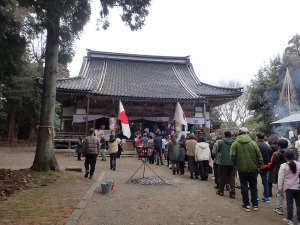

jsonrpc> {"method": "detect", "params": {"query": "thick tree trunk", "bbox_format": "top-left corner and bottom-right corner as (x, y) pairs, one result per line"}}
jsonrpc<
(31, 4), (60, 171)
(7, 98), (16, 143)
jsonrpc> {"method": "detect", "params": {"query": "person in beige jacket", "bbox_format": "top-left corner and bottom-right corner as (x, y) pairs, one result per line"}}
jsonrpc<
(185, 134), (199, 179)
(108, 134), (121, 171)
(83, 128), (100, 179)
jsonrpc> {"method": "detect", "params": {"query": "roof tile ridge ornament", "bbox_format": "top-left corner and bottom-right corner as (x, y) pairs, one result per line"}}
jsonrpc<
(87, 49), (189, 64)
(172, 65), (198, 98)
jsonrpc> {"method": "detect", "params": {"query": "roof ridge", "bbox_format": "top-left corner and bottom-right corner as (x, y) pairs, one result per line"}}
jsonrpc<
(87, 49), (190, 64)
(198, 81), (243, 92)
(96, 61), (108, 93)
(172, 65), (198, 98)
(187, 65), (202, 85)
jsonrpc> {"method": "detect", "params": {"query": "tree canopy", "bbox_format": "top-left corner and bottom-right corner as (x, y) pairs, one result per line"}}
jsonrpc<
(14, 0), (152, 171)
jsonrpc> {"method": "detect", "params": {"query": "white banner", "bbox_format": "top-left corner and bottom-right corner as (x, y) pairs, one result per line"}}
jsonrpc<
(186, 117), (205, 125)
(73, 114), (108, 123)
(128, 116), (169, 122)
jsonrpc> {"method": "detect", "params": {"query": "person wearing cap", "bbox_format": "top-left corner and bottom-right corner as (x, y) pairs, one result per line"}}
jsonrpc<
(230, 127), (263, 212)
(83, 128), (100, 179)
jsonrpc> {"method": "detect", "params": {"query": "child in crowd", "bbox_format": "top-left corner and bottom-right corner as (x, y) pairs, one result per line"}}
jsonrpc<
(278, 149), (300, 225)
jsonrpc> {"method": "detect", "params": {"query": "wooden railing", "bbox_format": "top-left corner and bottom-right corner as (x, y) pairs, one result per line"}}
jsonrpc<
(53, 132), (85, 149)
(55, 132), (85, 139)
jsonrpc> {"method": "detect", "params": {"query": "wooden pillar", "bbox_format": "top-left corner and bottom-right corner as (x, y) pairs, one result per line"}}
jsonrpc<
(60, 100), (63, 131)
(203, 103), (206, 128)
(85, 95), (90, 136)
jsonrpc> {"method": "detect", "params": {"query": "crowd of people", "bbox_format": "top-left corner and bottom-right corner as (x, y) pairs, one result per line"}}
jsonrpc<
(134, 128), (300, 225)
(77, 127), (300, 225)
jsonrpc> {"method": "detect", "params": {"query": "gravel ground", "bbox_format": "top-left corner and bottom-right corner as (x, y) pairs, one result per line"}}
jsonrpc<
(0, 147), (291, 225)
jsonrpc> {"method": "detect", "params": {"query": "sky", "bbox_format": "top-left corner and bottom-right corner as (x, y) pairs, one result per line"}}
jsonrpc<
(68, 0), (300, 86)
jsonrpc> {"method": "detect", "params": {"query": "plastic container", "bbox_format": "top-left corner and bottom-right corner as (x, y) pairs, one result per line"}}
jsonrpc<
(101, 181), (112, 195)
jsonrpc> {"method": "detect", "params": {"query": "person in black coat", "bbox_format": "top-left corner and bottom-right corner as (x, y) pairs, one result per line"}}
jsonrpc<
(256, 132), (272, 202)
(76, 136), (83, 161)
(154, 134), (164, 165)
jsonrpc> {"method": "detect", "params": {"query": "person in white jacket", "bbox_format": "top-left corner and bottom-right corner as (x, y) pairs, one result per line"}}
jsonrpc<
(278, 149), (300, 225)
(195, 136), (211, 181)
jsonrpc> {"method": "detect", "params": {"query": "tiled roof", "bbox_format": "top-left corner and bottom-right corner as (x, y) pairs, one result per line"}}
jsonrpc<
(56, 50), (242, 101)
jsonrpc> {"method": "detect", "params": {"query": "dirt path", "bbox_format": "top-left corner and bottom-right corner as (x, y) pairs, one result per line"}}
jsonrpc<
(0, 147), (290, 225)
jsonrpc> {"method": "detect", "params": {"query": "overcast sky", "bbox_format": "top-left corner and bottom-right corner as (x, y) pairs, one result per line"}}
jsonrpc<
(68, 0), (300, 86)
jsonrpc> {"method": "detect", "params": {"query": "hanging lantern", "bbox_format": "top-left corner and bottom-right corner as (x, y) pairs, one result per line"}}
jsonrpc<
(175, 120), (182, 132)
(109, 117), (117, 131)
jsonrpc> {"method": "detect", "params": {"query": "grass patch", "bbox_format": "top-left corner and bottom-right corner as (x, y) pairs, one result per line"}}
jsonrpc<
(0, 170), (68, 223)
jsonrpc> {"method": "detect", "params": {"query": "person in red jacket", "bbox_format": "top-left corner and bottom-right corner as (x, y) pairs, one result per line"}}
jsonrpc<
(260, 138), (289, 215)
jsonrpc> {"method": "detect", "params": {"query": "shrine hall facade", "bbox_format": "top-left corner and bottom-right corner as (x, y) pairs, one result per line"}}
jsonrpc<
(45, 50), (243, 138)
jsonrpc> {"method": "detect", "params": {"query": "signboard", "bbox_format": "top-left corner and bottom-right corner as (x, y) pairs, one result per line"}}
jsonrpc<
(186, 117), (205, 125)
(94, 129), (114, 140)
(73, 114), (108, 123)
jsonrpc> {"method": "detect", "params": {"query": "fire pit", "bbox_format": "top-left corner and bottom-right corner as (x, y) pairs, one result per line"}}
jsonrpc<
(129, 178), (170, 185)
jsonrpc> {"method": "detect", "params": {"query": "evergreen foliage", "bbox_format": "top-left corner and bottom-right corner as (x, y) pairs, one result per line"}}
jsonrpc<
(210, 108), (222, 130)
(247, 56), (282, 135)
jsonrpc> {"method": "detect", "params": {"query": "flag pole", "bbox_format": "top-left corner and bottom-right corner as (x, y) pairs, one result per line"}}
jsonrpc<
(116, 99), (119, 137)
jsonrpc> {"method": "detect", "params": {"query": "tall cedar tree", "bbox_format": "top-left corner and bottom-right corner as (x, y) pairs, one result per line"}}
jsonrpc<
(17, 0), (151, 171)
(0, 0), (27, 141)
(247, 56), (283, 135)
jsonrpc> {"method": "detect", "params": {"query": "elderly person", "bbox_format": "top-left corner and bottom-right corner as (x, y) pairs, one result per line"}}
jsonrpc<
(230, 127), (263, 212)
(185, 134), (199, 179)
(83, 128), (100, 179)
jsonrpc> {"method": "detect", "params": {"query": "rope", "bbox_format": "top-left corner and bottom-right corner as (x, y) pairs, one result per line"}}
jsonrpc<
(37, 125), (53, 135)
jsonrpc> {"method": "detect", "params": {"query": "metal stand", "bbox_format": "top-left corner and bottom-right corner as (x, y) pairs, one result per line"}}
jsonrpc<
(126, 158), (165, 184)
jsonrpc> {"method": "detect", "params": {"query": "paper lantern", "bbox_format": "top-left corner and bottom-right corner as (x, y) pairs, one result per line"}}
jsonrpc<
(109, 117), (117, 131)
(175, 120), (182, 132)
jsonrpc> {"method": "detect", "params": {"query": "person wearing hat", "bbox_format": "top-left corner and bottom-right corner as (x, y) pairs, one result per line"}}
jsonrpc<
(230, 127), (263, 212)
(141, 133), (149, 146)
(83, 128), (100, 179)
